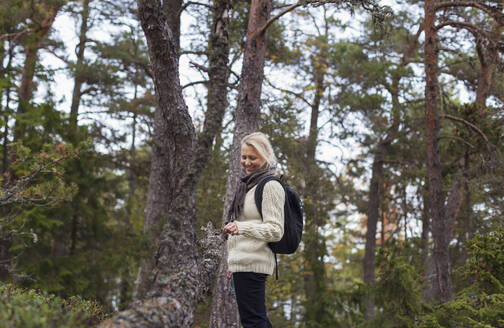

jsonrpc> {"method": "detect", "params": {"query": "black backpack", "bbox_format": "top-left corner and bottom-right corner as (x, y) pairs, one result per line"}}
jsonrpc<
(254, 176), (303, 278)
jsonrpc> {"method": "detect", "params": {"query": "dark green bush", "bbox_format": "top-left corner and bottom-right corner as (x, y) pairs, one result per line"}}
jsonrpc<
(0, 283), (107, 328)
(362, 249), (427, 328)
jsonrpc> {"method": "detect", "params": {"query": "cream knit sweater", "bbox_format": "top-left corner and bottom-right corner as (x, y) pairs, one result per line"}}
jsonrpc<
(227, 180), (285, 275)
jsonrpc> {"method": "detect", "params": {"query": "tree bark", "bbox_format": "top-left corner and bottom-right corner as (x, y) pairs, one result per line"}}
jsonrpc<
(197, 0), (237, 325)
(424, 0), (453, 303)
(100, 0), (226, 326)
(421, 185), (430, 260)
(423, 0), (501, 303)
(363, 143), (385, 321)
(0, 236), (12, 280)
(475, 23), (500, 107)
(1, 40), (14, 174)
(133, 0), (232, 299)
(133, 0), (193, 298)
(210, 0), (272, 325)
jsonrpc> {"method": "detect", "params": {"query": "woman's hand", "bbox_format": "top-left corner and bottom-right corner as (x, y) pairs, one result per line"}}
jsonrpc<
(222, 222), (239, 235)
(227, 270), (232, 279)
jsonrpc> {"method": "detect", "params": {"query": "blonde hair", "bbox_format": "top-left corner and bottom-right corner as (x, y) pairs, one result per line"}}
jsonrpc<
(241, 132), (277, 169)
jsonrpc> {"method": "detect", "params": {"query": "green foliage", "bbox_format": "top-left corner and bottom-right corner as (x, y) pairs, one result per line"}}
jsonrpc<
(265, 21), (302, 66)
(266, 251), (305, 327)
(1, 141), (79, 207)
(0, 138), (81, 278)
(364, 249), (426, 328)
(0, 0), (31, 34)
(261, 97), (340, 327)
(14, 136), (150, 308)
(0, 283), (107, 327)
(0, 97), (149, 311)
(419, 230), (504, 327)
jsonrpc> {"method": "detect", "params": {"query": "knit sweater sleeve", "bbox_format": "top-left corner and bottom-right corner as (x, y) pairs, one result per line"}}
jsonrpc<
(235, 181), (285, 242)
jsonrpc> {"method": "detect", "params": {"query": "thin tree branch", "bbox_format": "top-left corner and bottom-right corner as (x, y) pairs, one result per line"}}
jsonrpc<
(434, 20), (487, 36)
(181, 50), (209, 56)
(254, 1), (305, 37)
(438, 135), (475, 148)
(440, 114), (489, 145)
(401, 22), (423, 66)
(41, 46), (71, 65)
(435, 1), (502, 22)
(265, 78), (312, 107)
(182, 80), (208, 89)
(181, 1), (213, 12)
(189, 61), (209, 73)
(0, 29), (29, 41)
(81, 86), (99, 95)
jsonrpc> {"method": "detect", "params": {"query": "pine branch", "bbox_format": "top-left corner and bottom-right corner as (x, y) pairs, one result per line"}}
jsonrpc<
(440, 114), (490, 148)
(0, 29), (29, 41)
(435, 1), (504, 24)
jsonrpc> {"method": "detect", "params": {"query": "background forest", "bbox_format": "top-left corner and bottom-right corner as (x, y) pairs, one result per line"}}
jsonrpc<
(0, 0), (503, 327)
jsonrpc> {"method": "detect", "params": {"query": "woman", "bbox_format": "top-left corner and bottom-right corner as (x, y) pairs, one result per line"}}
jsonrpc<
(222, 132), (285, 328)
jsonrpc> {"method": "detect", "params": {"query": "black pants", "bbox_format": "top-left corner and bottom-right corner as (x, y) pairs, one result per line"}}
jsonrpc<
(232, 272), (273, 328)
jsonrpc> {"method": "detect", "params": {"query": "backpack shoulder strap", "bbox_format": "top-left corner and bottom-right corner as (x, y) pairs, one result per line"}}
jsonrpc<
(254, 175), (283, 219)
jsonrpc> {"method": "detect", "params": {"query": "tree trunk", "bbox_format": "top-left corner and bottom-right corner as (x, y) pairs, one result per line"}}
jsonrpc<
(135, 0), (195, 306)
(100, 1), (225, 326)
(15, 1), (63, 141)
(133, 0), (193, 298)
(474, 22), (500, 107)
(210, 0), (272, 325)
(0, 236), (12, 280)
(423, 0), (502, 303)
(475, 56), (495, 107)
(302, 50), (329, 325)
(362, 23), (419, 317)
(1, 40), (14, 174)
(363, 143), (385, 320)
(464, 154), (474, 243)
(69, 0), (91, 130)
(421, 185), (430, 260)
(63, 0), (92, 259)
(424, 0), (453, 302)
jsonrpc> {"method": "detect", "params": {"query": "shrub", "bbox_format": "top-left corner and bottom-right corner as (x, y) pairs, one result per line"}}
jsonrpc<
(419, 229), (504, 327)
(0, 283), (107, 328)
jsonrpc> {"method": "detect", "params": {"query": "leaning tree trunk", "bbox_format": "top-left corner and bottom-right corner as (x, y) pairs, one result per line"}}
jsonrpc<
(100, 1), (225, 326)
(209, 0), (272, 325)
(133, 0), (186, 299)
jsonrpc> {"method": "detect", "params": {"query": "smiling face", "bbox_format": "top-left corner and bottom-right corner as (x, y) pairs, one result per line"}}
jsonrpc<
(241, 143), (267, 174)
